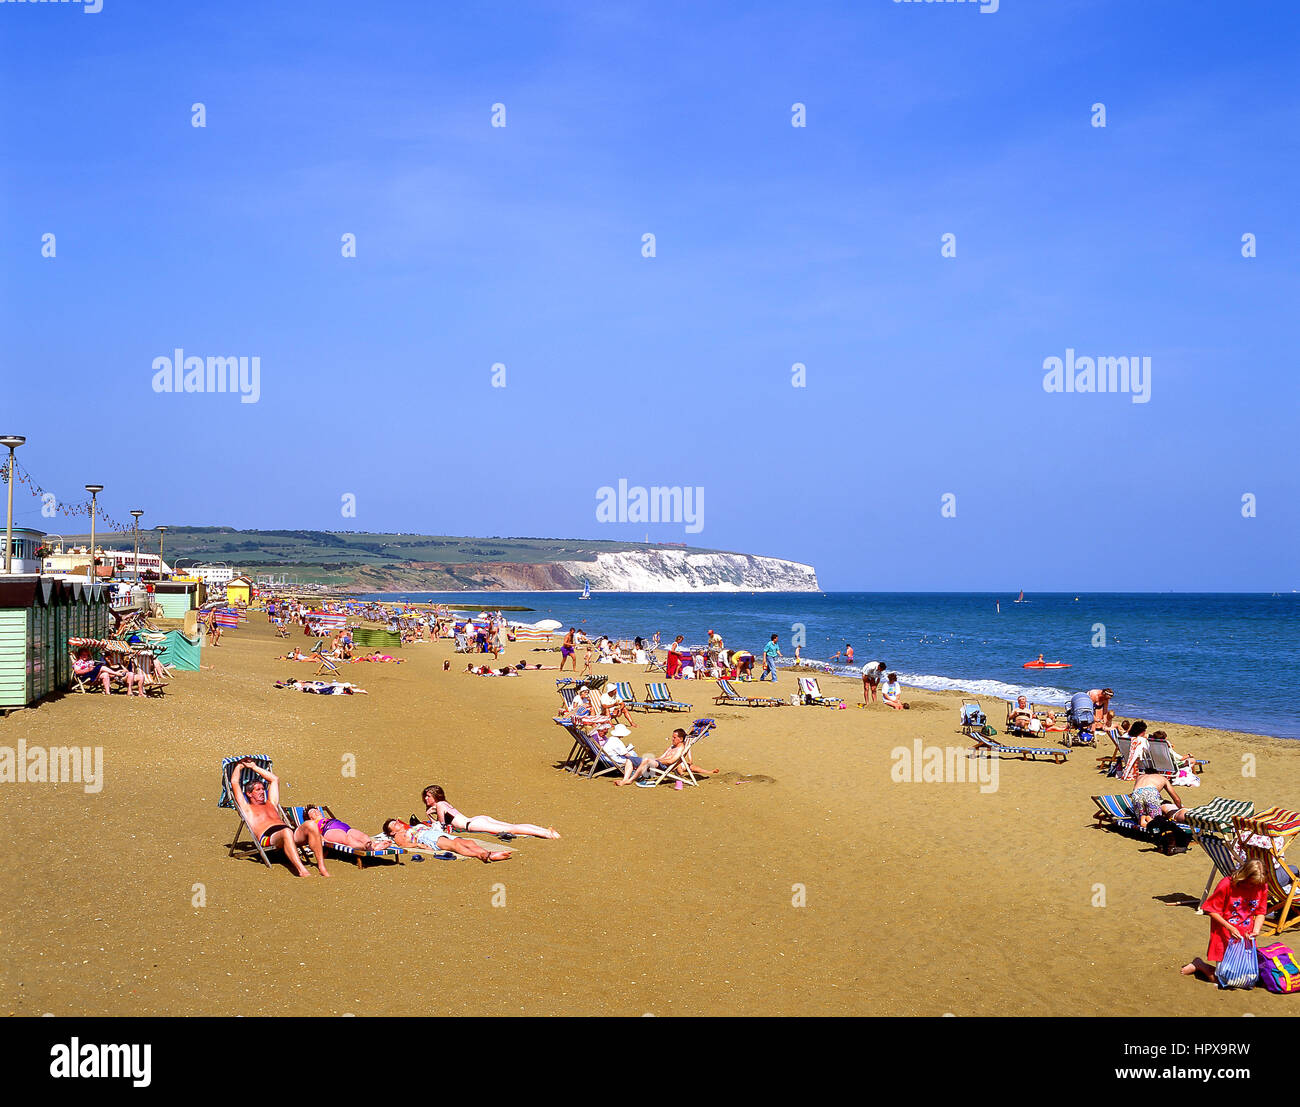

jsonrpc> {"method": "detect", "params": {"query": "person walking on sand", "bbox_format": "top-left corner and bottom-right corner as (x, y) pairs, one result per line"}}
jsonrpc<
(559, 628), (577, 672)
(760, 634), (782, 682)
(422, 785), (560, 840)
(381, 819), (513, 862)
(1181, 859), (1267, 983)
(228, 759), (328, 877)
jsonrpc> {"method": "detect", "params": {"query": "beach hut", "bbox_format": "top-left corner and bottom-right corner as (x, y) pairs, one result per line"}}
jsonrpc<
(152, 580), (201, 620)
(0, 575), (110, 712)
(224, 575), (256, 606)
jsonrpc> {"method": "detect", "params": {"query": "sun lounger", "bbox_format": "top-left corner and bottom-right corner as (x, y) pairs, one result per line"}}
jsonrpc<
(796, 677), (842, 708)
(1233, 808), (1300, 935)
(714, 679), (784, 708)
(283, 804), (405, 868)
(640, 682), (691, 712)
(969, 731), (1069, 763)
(219, 755), (307, 869)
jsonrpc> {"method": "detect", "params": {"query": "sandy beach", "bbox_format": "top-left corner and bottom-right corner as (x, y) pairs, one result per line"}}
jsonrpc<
(2, 616), (1296, 1018)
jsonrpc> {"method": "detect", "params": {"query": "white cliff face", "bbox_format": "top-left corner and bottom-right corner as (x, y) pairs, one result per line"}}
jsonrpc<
(557, 550), (819, 592)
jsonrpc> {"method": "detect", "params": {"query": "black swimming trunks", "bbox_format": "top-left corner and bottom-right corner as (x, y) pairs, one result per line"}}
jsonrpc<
(258, 823), (290, 847)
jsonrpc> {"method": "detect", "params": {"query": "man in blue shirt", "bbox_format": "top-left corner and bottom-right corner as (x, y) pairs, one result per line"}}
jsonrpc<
(761, 634), (782, 682)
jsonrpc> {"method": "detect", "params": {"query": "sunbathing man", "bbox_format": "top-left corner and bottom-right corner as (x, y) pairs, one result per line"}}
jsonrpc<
(1009, 695), (1036, 729)
(381, 819), (512, 862)
(1130, 771), (1186, 829)
(599, 683), (638, 728)
(615, 727), (717, 786)
(422, 785), (560, 840)
(228, 759), (328, 877)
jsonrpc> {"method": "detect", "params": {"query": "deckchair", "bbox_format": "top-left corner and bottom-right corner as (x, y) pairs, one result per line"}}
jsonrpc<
(1233, 808), (1300, 935)
(640, 682), (692, 712)
(643, 648), (665, 674)
(1097, 733), (1130, 775)
(550, 717), (625, 780)
(797, 677), (843, 708)
(314, 652), (344, 679)
(612, 682), (641, 710)
(1004, 701), (1056, 743)
(220, 755), (306, 869)
(968, 731), (1069, 764)
(1091, 792), (1190, 843)
(1186, 798), (1255, 912)
(641, 718), (716, 788)
(69, 653), (102, 694)
(714, 679), (784, 708)
(557, 686), (580, 711)
(1146, 735), (1208, 776)
(283, 804), (405, 868)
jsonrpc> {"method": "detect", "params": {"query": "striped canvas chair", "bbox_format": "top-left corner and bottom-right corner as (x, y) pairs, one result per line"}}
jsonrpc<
(551, 717), (625, 780)
(1090, 793), (1190, 841)
(1186, 798), (1255, 911)
(612, 682), (641, 710)
(641, 718), (716, 788)
(968, 731), (1069, 764)
(219, 755), (305, 869)
(1146, 735), (1208, 777)
(283, 804), (405, 868)
(714, 679), (784, 708)
(640, 683), (691, 712)
(1233, 808), (1300, 935)
(797, 677), (843, 708)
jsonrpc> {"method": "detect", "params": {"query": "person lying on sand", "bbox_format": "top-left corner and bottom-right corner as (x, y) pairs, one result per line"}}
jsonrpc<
(465, 663), (517, 676)
(356, 651), (403, 663)
(274, 679), (368, 695)
(422, 785), (560, 840)
(229, 759), (328, 877)
(513, 659), (558, 671)
(381, 819), (512, 863)
(615, 727), (717, 786)
(302, 806), (390, 853)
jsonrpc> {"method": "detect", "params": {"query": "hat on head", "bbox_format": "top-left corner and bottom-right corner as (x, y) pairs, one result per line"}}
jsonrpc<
(611, 724), (632, 739)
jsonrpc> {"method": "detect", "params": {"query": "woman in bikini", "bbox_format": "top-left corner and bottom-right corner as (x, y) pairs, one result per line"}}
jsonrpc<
(303, 807), (389, 852)
(422, 785), (560, 840)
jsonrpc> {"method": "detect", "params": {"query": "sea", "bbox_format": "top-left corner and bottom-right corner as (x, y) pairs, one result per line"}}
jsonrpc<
(363, 591), (1300, 740)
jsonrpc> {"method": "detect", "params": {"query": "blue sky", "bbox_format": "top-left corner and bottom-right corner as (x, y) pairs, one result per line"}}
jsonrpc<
(2, 0), (1296, 590)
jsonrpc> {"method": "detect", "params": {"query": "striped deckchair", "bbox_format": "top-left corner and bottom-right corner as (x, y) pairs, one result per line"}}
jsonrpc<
(640, 682), (691, 712)
(283, 804), (405, 868)
(968, 731), (1069, 764)
(612, 682), (640, 710)
(714, 679), (784, 708)
(557, 686), (580, 711)
(642, 718), (716, 788)
(314, 653), (344, 679)
(551, 717), (626, 779)
(1186, 798), (1255, 911)
(1091, 792), (1191, 842)
(1233, 808), (1300, 935)
(796, 677), (843, 708)
(220, 755), (305, 869)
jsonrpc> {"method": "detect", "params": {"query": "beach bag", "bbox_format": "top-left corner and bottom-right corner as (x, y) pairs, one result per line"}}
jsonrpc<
(1147, 815), (1191, 855)
(1216, 938), (1258, 989)
(1257, 943), (1300, 994)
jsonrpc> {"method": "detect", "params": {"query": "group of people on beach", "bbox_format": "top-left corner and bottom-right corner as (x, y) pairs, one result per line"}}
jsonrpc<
(228, 759), (558, 877)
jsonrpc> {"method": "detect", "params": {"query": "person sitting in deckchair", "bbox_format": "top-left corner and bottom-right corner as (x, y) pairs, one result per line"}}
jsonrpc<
(421, 785), (560, 840)
(1009, 696), (1036, 730)
(302, 806), (389, 853)
(381, 819), (512, 863)
(228, 759), (328, 878)
(599, 683), (638, 728)
(73, 647), (122, 695)
(614, 727), (717, 787)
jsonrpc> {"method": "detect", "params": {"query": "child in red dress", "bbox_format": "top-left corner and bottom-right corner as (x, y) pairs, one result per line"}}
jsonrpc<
(1180, 858), (1267, 982)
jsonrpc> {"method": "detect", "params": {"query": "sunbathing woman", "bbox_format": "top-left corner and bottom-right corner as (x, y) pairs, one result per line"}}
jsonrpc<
(422, 785), (560, 840)
(303, 806), (390, 852)
(381, 819), (512, 862)
(358, 651), (404, 663)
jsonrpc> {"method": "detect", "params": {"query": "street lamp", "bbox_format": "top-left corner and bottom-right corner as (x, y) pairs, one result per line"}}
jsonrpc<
(85, 484), (103, 583)
(1, 435), (27, 575)
(130, 510), (144, 583)
(157, 526), (168, 577)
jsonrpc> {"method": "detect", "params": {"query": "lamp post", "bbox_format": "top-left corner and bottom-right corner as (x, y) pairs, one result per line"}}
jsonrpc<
(130, 510), (144, 583)
(1, 435), (27, 575)
(85, 484), (103, 583)
(157, 526), (168, 578)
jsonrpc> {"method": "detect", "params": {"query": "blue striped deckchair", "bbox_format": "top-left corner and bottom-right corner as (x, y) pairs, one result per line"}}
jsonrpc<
(968, 731), (1069, 764)
(314, 652), (344, 679)
(641, 682), (691, 712)
(612, 682), (640, 710)
(283, 804), (405, 868)
(557, 686), (580, 710)
(796, 677), (843, 708)
(1090, 793), (1191, 841)
(551, 717), (625, 779)
(714, 679), (784, 708)
(220, 755), (304, 868)
(642, 718), (716, 788)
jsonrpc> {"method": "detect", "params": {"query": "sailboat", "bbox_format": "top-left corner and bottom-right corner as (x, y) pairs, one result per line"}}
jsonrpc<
(1014, 590), (1027, 604)
(578, 578), (591, 600)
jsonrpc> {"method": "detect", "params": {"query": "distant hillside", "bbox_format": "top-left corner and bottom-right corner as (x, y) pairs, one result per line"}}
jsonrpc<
(59, 528), (820, 593)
